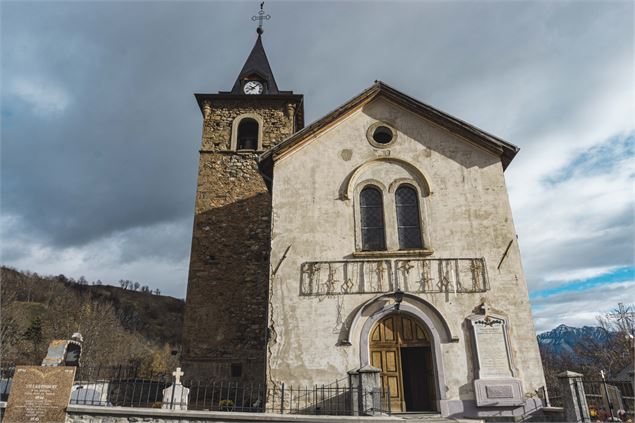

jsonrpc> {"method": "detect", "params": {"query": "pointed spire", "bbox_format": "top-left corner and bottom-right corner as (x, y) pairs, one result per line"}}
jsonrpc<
(230, 35), (279, 94)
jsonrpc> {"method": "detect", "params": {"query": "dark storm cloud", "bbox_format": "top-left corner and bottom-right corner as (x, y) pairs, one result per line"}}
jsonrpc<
(1, 1), (633, 302)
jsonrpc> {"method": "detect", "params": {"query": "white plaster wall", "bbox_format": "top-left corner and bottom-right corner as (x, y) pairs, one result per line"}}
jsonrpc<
(267, 97), (545, 403)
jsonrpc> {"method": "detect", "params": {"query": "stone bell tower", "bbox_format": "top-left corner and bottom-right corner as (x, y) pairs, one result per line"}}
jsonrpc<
(181, 13), (303, 384)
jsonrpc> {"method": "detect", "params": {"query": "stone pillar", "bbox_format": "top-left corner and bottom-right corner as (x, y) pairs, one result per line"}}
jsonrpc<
(348, 365), (382, 416)
(557, 371), (590, 422)
(202, 101), (212, 120)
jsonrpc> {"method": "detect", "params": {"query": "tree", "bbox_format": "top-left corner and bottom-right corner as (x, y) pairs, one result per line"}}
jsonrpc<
(22, 317), (45, 363)
(23, 317), (43, 344)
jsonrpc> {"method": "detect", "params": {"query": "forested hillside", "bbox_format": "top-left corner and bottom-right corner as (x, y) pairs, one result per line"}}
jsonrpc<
(1, 266), (184, 373)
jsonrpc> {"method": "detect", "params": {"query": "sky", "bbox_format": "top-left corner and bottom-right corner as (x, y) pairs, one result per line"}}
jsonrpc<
(1, 1), (633, 333)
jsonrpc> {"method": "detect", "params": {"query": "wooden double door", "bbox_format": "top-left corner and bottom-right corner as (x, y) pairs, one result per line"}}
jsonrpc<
(369, 314), (436, 412)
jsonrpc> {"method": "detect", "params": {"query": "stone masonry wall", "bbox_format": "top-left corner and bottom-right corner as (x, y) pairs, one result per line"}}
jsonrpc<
(181, 98), (299, 385)
(65, 406), (398, 423)
(201, 99), (297, 151)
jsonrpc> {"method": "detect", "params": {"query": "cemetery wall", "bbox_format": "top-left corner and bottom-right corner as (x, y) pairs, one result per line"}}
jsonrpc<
(64, 405), (399, 423)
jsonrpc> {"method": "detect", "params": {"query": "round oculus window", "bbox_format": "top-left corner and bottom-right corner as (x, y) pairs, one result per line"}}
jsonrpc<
(367, 122), (397, 148)
(372, 126), (393, 144)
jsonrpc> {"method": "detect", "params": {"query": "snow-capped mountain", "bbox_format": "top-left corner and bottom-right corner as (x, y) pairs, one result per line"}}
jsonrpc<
(537, 324), (611, 355)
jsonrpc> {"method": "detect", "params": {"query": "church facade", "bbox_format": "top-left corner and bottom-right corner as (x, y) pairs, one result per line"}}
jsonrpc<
(182, 30), (545, 419)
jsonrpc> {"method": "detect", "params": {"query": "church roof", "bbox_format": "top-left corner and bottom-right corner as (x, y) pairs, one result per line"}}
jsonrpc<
(230, 35), (279, 95)
(261, 81), (519, 170)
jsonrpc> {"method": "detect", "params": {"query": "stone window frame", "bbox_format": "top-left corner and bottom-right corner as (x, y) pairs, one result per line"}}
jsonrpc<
(231, 113), (264, 151)
(354, 178), (431, 254)
(366, 121), (398, 149)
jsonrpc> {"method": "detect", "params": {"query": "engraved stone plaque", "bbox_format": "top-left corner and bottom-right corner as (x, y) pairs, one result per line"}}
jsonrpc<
(474, 378), (524, 407)
(486, 384), (514, 398)
(469, 313), (525, 407)
(4, 366), (76, 423)
(470, 315), (512, 378)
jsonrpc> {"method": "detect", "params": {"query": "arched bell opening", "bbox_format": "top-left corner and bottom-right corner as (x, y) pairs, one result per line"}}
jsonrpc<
(237, 118), (259, 150)
(369, 313), (438, 413)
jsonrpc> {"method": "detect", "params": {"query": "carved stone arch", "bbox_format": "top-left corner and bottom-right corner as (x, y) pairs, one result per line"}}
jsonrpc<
(388, 178), (426, 195)
(346, 292), (457, 347)
(231, 113), (264, 151)
(341, 157), (431, 201)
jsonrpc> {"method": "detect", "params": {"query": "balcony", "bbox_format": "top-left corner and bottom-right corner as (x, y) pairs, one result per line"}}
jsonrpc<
(299, 258), (489, 296)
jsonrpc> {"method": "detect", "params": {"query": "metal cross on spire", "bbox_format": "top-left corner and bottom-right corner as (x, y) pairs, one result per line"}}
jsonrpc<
(252, 2), (271, 35)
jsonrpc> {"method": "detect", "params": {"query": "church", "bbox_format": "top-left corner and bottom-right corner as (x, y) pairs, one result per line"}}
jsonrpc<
(181, 17), (545, 419)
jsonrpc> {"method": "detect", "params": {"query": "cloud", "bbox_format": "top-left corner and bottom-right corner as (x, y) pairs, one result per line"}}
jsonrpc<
(531, 280), (635, 333)
(1, 213), (191, 296)
(513, 134), (634, 293)
(6, 77), (71, 115)
(1, 1), (633, 321)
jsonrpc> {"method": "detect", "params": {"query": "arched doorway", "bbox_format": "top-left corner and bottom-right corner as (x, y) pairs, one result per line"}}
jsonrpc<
(369, 313), (437, 413)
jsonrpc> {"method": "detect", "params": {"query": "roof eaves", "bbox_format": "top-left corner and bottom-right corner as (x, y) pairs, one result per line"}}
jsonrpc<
(375, 81), (520, 166)
(260, 82), (382, 161)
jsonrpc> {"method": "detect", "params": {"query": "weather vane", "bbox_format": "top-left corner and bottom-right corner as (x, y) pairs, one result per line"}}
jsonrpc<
(252, 2), (270, 35)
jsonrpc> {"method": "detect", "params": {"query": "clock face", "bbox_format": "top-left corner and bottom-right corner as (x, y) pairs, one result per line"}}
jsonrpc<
(243, 80), (264, 95)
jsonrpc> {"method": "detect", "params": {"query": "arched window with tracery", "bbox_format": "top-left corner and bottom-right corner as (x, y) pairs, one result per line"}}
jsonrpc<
(360, 186), (386, 251)
(395, 185), (423, 249)
(236, 118), (259, 150)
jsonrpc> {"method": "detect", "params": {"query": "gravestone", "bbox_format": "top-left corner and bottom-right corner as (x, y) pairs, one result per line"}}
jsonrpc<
(70, 382), (110, 406)
(4, 366), (76, 423)
(162, 367), (189, 410)
(41, 333), (83, 367)
(468, 305), (524, 407)
(602, 384), (624, 414)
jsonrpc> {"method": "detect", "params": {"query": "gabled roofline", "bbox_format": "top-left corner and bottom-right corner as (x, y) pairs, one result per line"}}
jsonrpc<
(260, 81), (519, 170)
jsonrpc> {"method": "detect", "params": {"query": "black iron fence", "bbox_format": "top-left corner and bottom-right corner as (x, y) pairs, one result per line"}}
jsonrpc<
(0, 365), (391, 416)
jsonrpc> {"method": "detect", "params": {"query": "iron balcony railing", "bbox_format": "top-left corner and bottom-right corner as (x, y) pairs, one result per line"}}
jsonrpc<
(300, 257), (489, 296)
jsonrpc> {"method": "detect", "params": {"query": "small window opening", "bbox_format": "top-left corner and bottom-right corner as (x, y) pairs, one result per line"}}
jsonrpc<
(395, 185), (423, 249)
(372, 126), (393, 144)
(360, 186), (386, 251)
(230, 363), (242, 378)
(237, 118), (259, 150)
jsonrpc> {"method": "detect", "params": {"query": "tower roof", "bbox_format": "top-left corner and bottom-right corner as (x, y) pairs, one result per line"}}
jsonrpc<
(230, 35), (279, 95)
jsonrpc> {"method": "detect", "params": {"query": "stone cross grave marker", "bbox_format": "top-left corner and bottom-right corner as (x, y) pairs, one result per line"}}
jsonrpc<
(173, 367), (184, 384)
(4, 366), (76, 423)
(162, 367), (189, 410)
